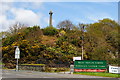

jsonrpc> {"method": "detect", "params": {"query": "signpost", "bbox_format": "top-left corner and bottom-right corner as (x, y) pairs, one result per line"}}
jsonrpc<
(15, 46), (20, 71)
(74, 60), (107, 72)
(109, 65), (120, 74)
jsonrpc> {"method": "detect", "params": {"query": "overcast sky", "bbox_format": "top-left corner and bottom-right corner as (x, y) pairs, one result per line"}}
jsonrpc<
(0, 0), (119, 32)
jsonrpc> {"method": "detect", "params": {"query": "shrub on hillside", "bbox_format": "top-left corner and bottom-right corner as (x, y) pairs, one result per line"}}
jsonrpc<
(43, 26), (58, 36)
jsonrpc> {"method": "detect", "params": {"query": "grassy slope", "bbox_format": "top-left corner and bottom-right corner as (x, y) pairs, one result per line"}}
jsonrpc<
(74, 72), (120, 78)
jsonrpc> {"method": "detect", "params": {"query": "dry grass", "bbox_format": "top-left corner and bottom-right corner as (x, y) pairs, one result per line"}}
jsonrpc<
(41, 35), (57, 46)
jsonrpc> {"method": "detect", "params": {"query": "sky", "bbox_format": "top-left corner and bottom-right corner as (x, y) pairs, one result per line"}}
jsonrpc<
(0, 0), (119, 32)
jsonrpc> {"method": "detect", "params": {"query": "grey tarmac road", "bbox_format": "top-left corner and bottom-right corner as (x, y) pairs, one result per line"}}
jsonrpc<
(2, 69), (107, 78)
(1, 70), (118, 80)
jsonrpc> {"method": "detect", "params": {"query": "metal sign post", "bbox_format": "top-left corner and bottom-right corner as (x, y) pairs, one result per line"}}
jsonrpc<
(15, 46), (20, 71)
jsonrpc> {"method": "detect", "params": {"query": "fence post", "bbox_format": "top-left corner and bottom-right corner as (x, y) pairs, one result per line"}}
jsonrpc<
(70, 65), (74, 74)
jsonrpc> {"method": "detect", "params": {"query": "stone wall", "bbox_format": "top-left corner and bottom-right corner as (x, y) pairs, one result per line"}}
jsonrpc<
(19, 65), (45, 71)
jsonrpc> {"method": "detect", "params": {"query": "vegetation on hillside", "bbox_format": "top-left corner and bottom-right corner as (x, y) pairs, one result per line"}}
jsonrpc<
(74, 72), (120, 78)
(1, 19), (119, 68)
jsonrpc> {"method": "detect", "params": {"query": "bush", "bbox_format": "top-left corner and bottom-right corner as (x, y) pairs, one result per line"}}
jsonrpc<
(5, 63), (16, 69)
(43, 26), (58, 36)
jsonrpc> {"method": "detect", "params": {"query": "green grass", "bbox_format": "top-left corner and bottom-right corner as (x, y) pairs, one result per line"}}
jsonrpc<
(21, 64), (45, 66)
(0, 62), (4, 65)
(0, 62), (2, 65)
(74, 72), (120, 78)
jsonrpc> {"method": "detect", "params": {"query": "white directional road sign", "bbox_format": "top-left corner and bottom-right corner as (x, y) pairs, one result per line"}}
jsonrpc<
(15, 47), (20, 59)
(73, 57), (81, 61)
(109, 65), (120, 74)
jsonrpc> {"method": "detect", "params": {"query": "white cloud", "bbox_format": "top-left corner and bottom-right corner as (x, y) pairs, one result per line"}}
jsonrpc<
(0, 2), (44, 32)
(0, 3), (15, 31)
(0, 15), (6, 24)
(43, 17), (49, 25)
(11, 8), (41, 26)
(0, 15), (15, 31)
(0, 15), (8, 31)
(87, 13), (113, 22)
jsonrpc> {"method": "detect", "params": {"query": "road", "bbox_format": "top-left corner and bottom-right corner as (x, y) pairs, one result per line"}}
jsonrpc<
(1, 69), (119, 80)
(2, 69), (106, 78)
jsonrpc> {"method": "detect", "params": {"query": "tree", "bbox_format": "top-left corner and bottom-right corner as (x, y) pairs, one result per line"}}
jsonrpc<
(2, 23), (28, 46)
(24, 26), (43, 43)
(85, 18), (119, 63)
(2, 18), (119, 68)
(57, 20), (75, 31)
(43, 26), (58, 36)
(9, 23), (27, 34)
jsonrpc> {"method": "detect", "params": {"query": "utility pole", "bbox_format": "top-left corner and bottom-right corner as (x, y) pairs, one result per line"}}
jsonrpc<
(81, 25), (84, 60)
(49, 10), (53, 26)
